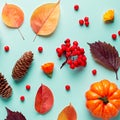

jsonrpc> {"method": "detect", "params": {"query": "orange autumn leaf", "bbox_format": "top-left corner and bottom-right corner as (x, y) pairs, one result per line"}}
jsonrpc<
(35, 84), (54, 114)
(2, 3), (24, 28)
(57, 104), (77, 120)
(30, 0), (60, 37)
(41, 62), (54, 78)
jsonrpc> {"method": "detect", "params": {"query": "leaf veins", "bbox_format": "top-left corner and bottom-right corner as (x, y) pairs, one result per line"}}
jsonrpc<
(88, 41), (120, 80)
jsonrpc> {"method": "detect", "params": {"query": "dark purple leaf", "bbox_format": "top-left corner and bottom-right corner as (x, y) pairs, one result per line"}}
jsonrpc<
(88, 41), (120, 80)
(5, 107), (26, 120)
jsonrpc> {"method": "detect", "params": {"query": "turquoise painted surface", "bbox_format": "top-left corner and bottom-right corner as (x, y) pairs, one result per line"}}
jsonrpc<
(0, 0), (120, 120)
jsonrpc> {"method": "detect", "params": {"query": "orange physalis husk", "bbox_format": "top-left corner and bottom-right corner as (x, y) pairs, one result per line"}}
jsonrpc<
(57, 104), (77, 120)
(85, 79), (120, 120)
(30, 0), (60, 40)
(103, 9), (114, 23)
(35, 84), (54, 114)
(41, 62), (54, 78)
(2, 3), (25, 40)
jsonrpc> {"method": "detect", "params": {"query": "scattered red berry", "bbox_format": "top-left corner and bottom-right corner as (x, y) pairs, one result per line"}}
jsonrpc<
(84, 16), (89, 22)
(38, 46), (43, 53)
(92, 69), (97, 75)
(65, 85), (71, 91)
(74, 4), (79, 11)
(112, 34), (117, 40)
(85, 21), (89, 27)
(118, 30), (120, 36)
(79, 19), (84, 26)
(20, 96), (25, 101)
(4, 46), (9, 52)
(26, 84), (31, 90)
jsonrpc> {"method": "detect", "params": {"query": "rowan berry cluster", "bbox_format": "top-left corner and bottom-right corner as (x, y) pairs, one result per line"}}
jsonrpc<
(56, 39), (87, 69)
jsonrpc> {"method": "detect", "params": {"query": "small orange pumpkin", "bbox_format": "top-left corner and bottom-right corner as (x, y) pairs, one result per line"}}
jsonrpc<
(85, 79), (120, 120)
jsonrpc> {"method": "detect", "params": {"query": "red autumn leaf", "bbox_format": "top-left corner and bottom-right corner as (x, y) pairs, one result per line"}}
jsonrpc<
(88, 41), (120, 80)
(57, 104), (77, 120)
(35, 84), (54, 114)
(2, 3), (24, 39)
(5, 107), (26, 120)
(30, 0), (60, 38)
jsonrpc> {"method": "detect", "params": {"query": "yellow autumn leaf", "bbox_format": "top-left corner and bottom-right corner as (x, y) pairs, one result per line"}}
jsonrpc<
(103, 9), (114, 23)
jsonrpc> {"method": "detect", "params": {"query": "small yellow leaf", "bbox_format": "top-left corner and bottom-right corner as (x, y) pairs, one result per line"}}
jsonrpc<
(30, 0), (60, 36)
(103, 9), (114, 23)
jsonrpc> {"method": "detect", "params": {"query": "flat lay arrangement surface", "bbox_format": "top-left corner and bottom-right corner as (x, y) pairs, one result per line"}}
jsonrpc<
(0, 0), (120, 120)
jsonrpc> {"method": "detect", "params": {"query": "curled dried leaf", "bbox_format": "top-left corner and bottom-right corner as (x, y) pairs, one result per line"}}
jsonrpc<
(88, 41), (120, 80)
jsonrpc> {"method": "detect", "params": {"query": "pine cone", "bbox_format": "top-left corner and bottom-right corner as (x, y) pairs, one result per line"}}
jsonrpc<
(12, 51), (34, 80)
(0, 73), (12, 98)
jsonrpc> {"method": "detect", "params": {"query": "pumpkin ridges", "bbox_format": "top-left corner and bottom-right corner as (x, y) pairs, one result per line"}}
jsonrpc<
(102, 103), (118, 119)
(85, 90), (101, 100)
(108, 83), (118, 97)
(86, 100), (102, 112)
(85, 79), (120, 120)
(109, 90), (120, 99)
(90, 82), (105, 96)
(91, 103), (104, 118)
(101, 80), (110, 96)
(109, 99), (120, 109)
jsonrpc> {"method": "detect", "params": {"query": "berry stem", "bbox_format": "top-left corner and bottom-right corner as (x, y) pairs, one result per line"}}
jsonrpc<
(60, 57), (68, 69)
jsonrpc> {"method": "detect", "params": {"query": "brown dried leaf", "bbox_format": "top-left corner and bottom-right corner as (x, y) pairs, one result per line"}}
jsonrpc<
(88, 41), (120, 80)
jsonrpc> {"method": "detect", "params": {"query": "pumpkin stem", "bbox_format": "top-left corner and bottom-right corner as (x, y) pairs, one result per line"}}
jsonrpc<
(98, 97), (109, 104)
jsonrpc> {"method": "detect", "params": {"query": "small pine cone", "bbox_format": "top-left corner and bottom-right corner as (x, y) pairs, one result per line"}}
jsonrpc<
(12, 51), (34, 80)
(0, 73), (12, 98)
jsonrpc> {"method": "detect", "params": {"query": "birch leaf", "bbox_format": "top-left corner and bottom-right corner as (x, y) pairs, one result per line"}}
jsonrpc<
(30, 0), (60, 37)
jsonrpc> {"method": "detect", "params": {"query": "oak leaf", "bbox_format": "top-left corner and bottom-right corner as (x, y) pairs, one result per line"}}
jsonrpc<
(57, 104), (77, 120)
(30, 0), (60, 38)
(88, 41), (120, 80)
(35, 84), (54, 114)
(5, 107), (26, 120)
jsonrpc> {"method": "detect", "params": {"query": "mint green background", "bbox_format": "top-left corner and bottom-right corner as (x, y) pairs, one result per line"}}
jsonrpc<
(0, 0), (120, 120)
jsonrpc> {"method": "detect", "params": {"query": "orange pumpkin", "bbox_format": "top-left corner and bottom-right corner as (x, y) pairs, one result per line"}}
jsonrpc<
(85, 79), (120, 120)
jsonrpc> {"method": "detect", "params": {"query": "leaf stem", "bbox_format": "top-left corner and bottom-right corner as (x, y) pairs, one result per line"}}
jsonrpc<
(115, 71), (118, 80)
(33, 34), (37, 42)
(18, 28), (25, 40)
